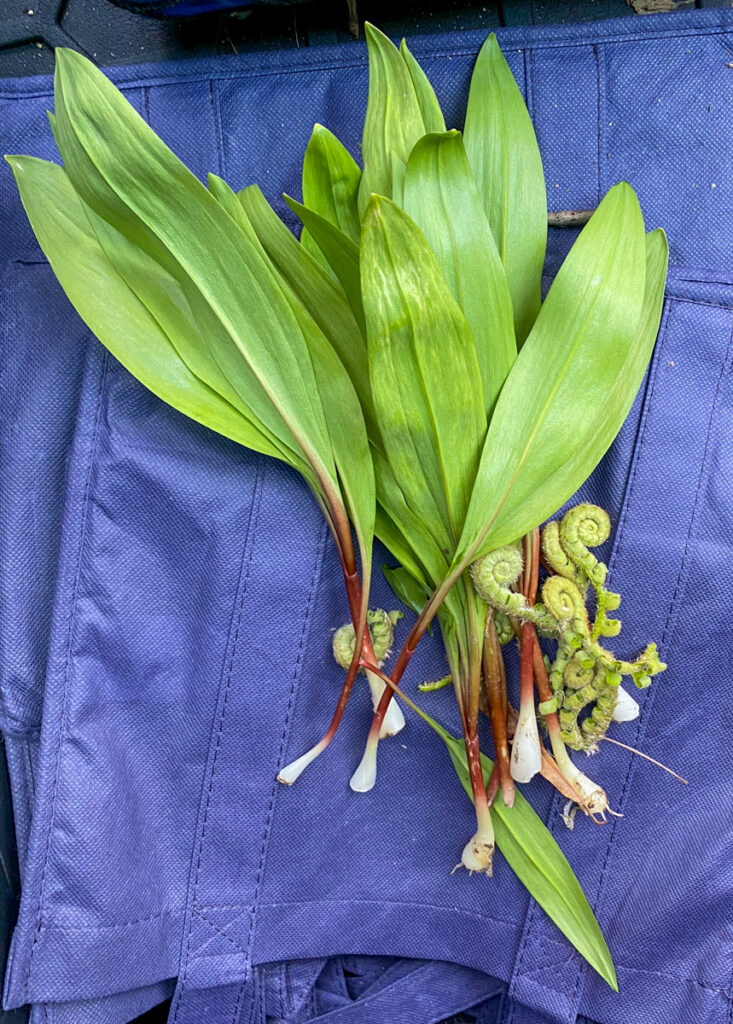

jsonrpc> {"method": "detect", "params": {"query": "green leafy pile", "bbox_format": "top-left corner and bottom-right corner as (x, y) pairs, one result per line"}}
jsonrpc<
(7, 26), (671, 990)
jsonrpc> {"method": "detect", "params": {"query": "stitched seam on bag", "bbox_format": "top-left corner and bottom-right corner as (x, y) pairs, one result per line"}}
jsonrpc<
(10, 738), (34, 876)
(186, 907), (251, 962)
(585, 309), (733, 1004)
(663, 294), (733, 312)
(23, 741), (34, 828)
(231, 971), (247, 1024)
(658, 318), (733, 648)
(504, 303), (673, 1024)
(613, 963), (730, 998)
(171, 78), (260, 1020)
(523, 46), (531, 111)
(24, 350), (110, 994)
(231, 516), (328, 1019)
(276, 962), (286, 1019)
(171, 460), (266, 1023)
(505, 892), (535, 1024)
(199, 898), (520, 929)
(594, 43), (604, 203)
(2, 21), (730, 99)
(210, 78), (226, 178)
(194, 909), (249, 957)
(34, 907), (180, 930)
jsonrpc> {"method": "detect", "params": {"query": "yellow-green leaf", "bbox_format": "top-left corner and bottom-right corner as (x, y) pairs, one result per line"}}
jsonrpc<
(6, 156), (293, 467)
(237, 184), (376, 441)
(361, 195), (486, 551)
(464, 34), (547, 345)
(284, 195), (364, 332)
(399, 39), (445, 133)
(52, 47), (339, 504)
(403, 130), (516, 415)
(455, 183), (648, 569)
(358, 23), (428, 215)
(301, 123), (361, 247)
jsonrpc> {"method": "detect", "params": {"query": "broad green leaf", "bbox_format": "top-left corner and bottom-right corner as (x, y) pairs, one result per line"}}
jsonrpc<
(403, 131), (516, 415)
(399, 39), (446, 133)
(374, 455), (447, 587)
(463, 33), (547, 345)
(358, 23), (427, 215)
(69, 167), (312, 477)
(5, 156), (290, 466)
(549, 228), (667, 517)
(361, 195), (486, 549)
(45, 128), (312, 476)
(52, 48), (340, 507)
(284, 196), (364, 331)
(301, 124), (361, 247)
(441, 732), (617, 991)
(237, 183), (378, 441)
(81, 173), (304, 466)
(286, 297), (375, 586)
(212, 179), (376, 576)
(455, 183), (647, 568)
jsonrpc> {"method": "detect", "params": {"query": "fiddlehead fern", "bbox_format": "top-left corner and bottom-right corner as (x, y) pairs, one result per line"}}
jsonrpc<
(542, 556), (665, 750)
(476, 509), (663, 753)
(541, 519), (586, 590)
(564, 651), (596, 690)
(494, 610), (515, 645)
(580, 677), (621, 746)
(558, 663), (607, 749)
(471, 546), (557, 633)
(548, 636), (573, 697)
(559, 504), (610, 586)
(332, 608), (402, 669)
(554, 504), (622, 639)
(470, 545), (522, 606)
(541, 574), (588, 641)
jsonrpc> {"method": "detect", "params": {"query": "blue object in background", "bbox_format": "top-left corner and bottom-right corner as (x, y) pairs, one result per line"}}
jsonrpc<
(0, 8), (732, 1023)
(111, 0), (299, 17)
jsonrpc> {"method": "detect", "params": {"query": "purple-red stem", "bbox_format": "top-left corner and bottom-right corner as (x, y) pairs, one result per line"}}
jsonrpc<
(483, 611), (514, 807)
(464, 728), (492, 821)
(304, 559), (379, 755)
(367, 595), (436, 739)
(531, 631), (571, 760)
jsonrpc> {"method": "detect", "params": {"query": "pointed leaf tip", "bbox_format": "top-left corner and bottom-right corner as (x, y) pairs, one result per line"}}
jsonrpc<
(54, 46), (87, 74)
(366, 193), (385, 217)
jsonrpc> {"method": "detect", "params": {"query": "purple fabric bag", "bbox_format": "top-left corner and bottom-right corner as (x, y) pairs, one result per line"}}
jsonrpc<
(0, 9), (731, 1022)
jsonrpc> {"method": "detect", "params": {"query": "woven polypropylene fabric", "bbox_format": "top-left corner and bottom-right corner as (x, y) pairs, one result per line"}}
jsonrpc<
(1, 9), (731, 1024)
